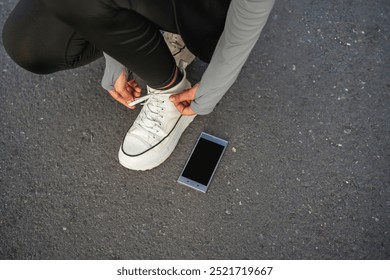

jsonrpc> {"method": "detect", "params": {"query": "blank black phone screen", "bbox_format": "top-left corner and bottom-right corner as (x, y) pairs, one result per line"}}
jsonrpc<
(182, 138), (225, 186)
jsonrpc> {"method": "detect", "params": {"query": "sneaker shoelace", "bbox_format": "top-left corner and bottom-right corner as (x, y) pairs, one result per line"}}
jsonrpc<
(132, 92), (170, 141)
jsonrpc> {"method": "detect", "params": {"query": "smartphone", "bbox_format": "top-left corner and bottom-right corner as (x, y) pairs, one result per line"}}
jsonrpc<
(178, 132), (228, 193)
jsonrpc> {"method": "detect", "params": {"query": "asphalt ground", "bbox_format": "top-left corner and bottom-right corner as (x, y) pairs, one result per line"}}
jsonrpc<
(0, 0), (389, 259)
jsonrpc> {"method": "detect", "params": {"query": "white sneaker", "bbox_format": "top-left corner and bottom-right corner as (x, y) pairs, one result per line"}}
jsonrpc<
(118, 71), (196, 171)
(163, 32), (196, 69)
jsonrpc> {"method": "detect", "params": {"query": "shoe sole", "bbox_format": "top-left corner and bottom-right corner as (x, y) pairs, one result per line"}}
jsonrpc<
(118, 115), (196, 171)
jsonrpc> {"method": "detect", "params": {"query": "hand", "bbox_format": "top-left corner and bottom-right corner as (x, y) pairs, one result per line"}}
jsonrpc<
(169, 83), (199, 116)
(107, 71), (141, 109)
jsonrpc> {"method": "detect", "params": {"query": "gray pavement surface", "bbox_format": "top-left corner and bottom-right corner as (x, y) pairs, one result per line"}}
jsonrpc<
(0, 0), (389, 259)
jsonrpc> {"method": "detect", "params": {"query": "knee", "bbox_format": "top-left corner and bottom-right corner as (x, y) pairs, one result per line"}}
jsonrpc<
(2, 17), (54, 74)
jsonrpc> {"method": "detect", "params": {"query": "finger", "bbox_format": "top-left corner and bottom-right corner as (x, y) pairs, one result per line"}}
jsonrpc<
(110, 91), (135, 109)
(172, 100), (191, 113)
(125, 85), (141, 98)
(128, 80), (142, 93)
(180, 104), (196, 116)
(173, 101), (196, 116)
(171, 83), (199, 102)
(126, 80), (141, 97)
(126, 81), (142, 98)
(174, 101), (186, 114)
(117, 87), (138, 102)
(170, 89), (194, 103)
(108, 90), (135, 109)
(182, 101), (191, 107)
(182, 106), (196, 116)
(131, 88), (142, 98)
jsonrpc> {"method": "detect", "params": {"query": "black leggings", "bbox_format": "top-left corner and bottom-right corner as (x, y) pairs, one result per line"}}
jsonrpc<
(2, 0), (188, 88)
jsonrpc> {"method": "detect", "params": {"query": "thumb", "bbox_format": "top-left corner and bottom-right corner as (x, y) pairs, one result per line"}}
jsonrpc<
(169, 90), (189, 102)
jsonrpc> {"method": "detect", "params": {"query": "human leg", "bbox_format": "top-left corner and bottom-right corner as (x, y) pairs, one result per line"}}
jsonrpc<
(35, 0), (197, 170)
(40, 0), (179, 89)
(2, 0), (102, 74)
(3, 0), (195, 170)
